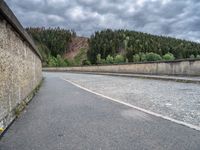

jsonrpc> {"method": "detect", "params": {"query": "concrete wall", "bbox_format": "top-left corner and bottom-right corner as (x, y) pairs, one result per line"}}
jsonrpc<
(0, 1), (42, 131)
(43, 59), (200, 76)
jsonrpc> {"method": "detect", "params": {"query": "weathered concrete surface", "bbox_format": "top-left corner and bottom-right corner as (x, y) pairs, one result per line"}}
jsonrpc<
(43, 59), (200, 76)
(0, 1), (42, 132)
(0, 73), (200, 150)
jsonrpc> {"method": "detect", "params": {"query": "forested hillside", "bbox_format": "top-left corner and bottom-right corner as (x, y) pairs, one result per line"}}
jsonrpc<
(26, 27), (76, 66)
(27, 28), (200, 67)
(88, 29), (200, 64)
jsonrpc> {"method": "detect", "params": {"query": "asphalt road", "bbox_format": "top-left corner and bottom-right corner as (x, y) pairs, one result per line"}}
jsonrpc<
(60, 72), (200, 127)
(0, 73), (200, 150)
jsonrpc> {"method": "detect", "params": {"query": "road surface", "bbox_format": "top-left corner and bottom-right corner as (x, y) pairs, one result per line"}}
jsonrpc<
(0, 72), (200, 150)
(60, 72), (200, 127)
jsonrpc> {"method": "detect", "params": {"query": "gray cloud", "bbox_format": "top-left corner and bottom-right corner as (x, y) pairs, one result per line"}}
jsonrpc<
(5, 0), (200, 42)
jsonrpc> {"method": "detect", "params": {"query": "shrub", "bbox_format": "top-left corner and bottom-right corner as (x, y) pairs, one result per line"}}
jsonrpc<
(163, 53), (175, 61)
(125, 58), (129, 63)
(96, 53), (106, 64)
(114, 54), (124, 63)
(196, 55), (200, 59)
(101, 59), (106, 64)
(64, 58), (69, 65)
(47, 55), (67, 67)
(146, 52), (162, 61)
(133, 54), (140, 62)
(140, 53), (147, 62)
(48, 55), (58, 67)
(190, 54), (195, 59)
(68, 59), (75, 66)
(82, 59), (91, 66)
(106, 55), (114, 64)
(96, 54), (102, 64)
(56, 55), (68, 67)
(74, 48), (87, 65)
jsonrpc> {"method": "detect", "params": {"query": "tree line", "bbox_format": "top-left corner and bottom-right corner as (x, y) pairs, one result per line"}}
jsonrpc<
(88, 29), (200, 64)
(26, 27), (75, 66)
(27, 27), (200, 66)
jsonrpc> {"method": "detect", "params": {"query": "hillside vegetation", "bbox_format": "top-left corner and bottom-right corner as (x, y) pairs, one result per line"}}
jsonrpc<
(64, 37), (89, 65)
(88, 29), (200, 64)
(26, 27), (75, 66)
(27, 28), (200, 67)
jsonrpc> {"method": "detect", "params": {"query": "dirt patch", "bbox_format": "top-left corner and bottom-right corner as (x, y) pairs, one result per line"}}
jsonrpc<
(64, 37), (89, 60)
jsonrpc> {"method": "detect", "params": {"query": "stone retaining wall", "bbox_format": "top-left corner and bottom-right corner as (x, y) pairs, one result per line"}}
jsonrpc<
(43, 59), (200, 76)
(0, 1), (42, 131)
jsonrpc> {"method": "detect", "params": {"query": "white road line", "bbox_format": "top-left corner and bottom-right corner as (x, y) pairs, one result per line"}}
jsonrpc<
(61, 77), (200, 131)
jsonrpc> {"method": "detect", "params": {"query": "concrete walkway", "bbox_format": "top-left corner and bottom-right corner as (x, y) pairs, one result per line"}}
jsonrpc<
(0, 73), (200, 150)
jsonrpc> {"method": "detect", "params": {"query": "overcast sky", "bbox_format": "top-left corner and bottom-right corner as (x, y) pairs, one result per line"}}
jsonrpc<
(6, 0), (200, 42)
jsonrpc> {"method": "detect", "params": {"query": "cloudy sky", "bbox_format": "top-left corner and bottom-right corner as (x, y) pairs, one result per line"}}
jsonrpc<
(6, 0), (200, 42)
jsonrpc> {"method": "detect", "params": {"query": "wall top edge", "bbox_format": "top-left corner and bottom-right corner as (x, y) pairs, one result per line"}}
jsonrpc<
(0, 0), (42, 60)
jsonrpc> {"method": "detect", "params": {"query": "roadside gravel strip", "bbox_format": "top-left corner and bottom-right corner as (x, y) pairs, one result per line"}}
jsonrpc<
(54, 72), (200, 128)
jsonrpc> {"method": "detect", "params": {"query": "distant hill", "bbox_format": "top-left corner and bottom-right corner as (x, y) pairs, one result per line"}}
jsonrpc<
(27, 27), (200, 66)
(26, 27), (74, 65)
(26, 27), (89, 66)
(88, 29), (200, 64)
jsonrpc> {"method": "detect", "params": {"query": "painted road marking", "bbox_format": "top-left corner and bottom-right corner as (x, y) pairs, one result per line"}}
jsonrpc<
(61, 77), (200, 131)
